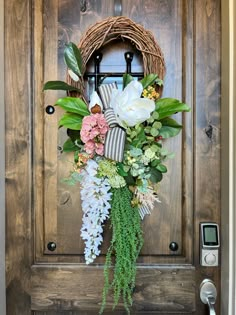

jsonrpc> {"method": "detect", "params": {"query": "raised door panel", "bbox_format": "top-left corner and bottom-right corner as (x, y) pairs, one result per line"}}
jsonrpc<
(37, 0), (190, 262)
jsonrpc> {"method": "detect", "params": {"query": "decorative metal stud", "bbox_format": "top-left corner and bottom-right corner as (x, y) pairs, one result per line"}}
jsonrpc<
(45, 105), (55, 115)
(169, 242), (179, 252)
(47, 242), (57, 251)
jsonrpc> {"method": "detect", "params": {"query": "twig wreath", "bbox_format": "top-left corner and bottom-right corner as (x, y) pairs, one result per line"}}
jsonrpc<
(67, 16), (166, 99)
(43, 16), (190, 314)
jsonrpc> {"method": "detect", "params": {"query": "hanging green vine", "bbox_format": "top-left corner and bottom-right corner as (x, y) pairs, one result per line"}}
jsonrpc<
(100, 186), (144, 314)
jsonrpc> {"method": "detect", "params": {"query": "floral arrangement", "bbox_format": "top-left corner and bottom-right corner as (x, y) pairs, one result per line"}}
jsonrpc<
(43, 42), (190, 314)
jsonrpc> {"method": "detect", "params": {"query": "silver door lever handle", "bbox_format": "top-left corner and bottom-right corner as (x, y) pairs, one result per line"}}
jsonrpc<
(200, 279), (217, 315)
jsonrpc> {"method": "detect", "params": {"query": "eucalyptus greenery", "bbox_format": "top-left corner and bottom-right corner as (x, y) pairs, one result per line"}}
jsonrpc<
(100, 186), (144, 315)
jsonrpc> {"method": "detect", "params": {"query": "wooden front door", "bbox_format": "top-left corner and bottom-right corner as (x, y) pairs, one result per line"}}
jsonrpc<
(5, 0), (221, 314)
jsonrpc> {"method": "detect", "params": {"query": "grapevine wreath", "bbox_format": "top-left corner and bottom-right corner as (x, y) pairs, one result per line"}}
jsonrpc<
(43, 16), (190, 314)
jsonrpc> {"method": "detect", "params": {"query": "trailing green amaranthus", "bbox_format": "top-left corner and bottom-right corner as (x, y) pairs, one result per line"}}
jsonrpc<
(100, 186), (144, 314)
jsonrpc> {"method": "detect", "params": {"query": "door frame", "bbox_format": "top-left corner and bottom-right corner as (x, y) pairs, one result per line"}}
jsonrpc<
(0, 0), (235, 314)
(221, 0), (236, 314)
(0, 0), (6, 313)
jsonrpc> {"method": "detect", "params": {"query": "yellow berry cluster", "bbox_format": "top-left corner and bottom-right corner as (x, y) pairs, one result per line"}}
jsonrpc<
(142, 86), (160, 101)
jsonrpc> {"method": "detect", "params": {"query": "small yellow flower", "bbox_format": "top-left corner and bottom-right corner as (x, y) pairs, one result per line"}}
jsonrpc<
(142, 86), (160, 101)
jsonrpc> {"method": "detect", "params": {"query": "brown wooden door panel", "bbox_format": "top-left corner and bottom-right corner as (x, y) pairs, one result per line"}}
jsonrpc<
(31, 265), (195, 313)
(5, 0), (221, 314)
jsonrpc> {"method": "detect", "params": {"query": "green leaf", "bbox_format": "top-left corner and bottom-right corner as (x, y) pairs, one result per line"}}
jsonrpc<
(150, 144), (159, 152)
(159, 117), (183, 138)
(67, 129), (81, 142)
(156, 78), (164, 86)
(43, 80), (80, 92)
(130, 130), (137, 139)
(125, 173), (136, 185)
(131, 129), (146, 148)
(59, 113), (83, 130)
(64, 42), (83, 76)
(61, 177), (77, 186)
(151, 159), (159, 167)
(74, 150), (79, 163)
(156, 164), (167, 173)
(140, 74), (158, 89)
(63, 138), (78, 152)
(159, 126), (182, 138)
(156, 98), (190, 120)
(123, 74), (134, 88)
(117, 163), (128, 177)
(149, 167), (163, 183)
(55, 97), (89, 116)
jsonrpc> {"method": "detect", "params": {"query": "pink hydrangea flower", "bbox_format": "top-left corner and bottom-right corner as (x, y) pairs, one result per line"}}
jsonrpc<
(81, 113), (109, 156)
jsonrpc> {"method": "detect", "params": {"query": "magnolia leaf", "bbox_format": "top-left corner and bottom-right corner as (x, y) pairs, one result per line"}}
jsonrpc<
(59, 113), (83, 130)
(55, 97), (89, 116)
(117, 163), (128, 177)
(156, 98), (190, 120)
(140, 74), (158, 89)
(161, 117), (183, 128)
(43, 80), (80, 92)
(123, 74), (134, 88)
(67, 129), (81, 142)
(63, 138), (78, 152)
(68, 69), (80, 82)
(64, 42), (83, 77)
(149, 167), (163, 183)
(159, 126), (182, 138)
(159, 117), (183, 138)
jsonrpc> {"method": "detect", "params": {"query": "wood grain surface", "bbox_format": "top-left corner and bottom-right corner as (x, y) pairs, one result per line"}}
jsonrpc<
(5, 0), (32, 314)
(31, 265), (195, 313)
(5, 0), (221, 314)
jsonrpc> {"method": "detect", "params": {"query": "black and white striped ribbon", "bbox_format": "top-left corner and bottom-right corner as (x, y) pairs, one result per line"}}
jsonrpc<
(138, 206), (151, 220)
(104, 108), (117, 128)
(98, 82), (117, 110)
(98, 83), (126, 162)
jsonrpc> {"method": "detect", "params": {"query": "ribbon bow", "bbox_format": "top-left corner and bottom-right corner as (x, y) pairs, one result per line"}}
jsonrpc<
(98, 83), (126, 163)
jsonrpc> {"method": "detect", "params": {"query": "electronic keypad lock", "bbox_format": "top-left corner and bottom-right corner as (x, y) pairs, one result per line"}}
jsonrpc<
(200, 223), (220, 267)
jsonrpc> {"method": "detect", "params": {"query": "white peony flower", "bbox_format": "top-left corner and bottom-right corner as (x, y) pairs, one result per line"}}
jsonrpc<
(110, 80), (155, 127)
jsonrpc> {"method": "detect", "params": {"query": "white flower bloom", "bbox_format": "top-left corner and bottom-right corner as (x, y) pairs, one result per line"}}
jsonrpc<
(110, 80), (155, 127)
(80, 161), (112, 264)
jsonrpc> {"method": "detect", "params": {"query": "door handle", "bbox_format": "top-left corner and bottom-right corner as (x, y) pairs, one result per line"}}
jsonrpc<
(200, 279), (217, 315)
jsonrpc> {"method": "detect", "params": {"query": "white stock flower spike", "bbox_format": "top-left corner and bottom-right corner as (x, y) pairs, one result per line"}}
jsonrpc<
(80, 160), (112, 264)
